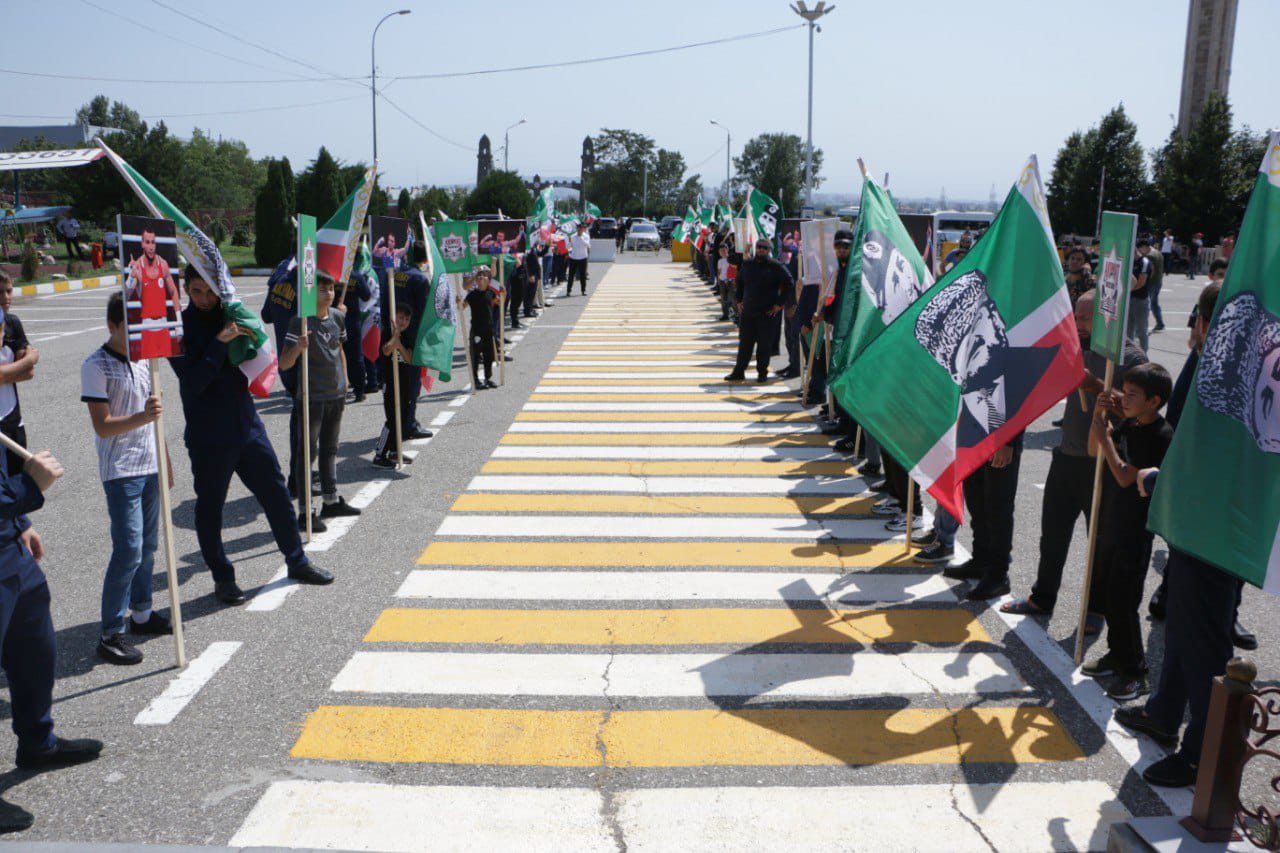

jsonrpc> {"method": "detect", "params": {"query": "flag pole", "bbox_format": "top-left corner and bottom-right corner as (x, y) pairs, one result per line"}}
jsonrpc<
(457, 275), (473, 389)
(494, 257), (506, 386)
(301, 316), (312, 542)
(0, 431), (32, 462)
(148, 360), (187, 668)
(1074, 359), (1114, 664)
(904, 478), (916, 554)
(380, 223), (404, 471)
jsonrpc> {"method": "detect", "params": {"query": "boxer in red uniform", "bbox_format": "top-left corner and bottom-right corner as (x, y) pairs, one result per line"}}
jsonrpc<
(126, 229), (180, 359)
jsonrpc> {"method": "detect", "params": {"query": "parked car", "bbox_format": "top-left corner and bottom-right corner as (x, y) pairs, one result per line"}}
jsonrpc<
(625, 221), (661, 252)
(657, 215), (682, 238)
(590, 217), (619, 240)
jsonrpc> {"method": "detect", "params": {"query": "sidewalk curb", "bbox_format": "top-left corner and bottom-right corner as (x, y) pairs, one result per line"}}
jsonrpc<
(229, 268), (272, 276)
(15, 273), (117, 298)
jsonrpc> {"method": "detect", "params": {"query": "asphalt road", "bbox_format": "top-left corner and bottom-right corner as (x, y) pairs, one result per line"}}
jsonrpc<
(0, 253), (1272, 850)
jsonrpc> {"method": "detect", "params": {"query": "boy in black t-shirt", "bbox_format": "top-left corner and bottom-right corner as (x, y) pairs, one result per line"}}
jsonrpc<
(1083, 362), (1174, 701)
(464, 269), (497, 389)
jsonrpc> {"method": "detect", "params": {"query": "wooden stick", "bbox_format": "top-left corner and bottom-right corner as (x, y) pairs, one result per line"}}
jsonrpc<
(300, 316), (312, 542)
(854, 423), (863, 458)
(904, 477), (916, 554)
(0, 430), (32, 462)
(1074, 359), (1114, 664)
(149, 360), (186, 668)
(856, 158), (868, 178)
(385, 269), (404, 470)
(495, 257), (506, 386)
(458, 280), (473, 388)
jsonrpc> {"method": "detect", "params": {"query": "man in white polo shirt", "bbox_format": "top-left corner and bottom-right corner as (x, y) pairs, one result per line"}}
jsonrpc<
(566, 221), (590, 297)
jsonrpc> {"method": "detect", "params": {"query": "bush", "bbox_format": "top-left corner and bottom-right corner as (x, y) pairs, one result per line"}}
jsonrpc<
(19, 240), (39, 282)
(208, 218), (228, 246)
(231, 220), (252, 247)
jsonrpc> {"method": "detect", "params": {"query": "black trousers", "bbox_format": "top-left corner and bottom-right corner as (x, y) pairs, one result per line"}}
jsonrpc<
(1098, 535), (1154, 676)
(376, 356), (417, 458)
(553, 254), (567, 283)
(782, 311), (799, 370)
(567, 258), (589, 294)
(342, 326), (366, 395)
(1029, 450), (1097, 612)
(732, 313), (773, 378)
(294, 397), (344, 514)
(882, 453), (922, 514)
(280, 369), (300, 491)
(0, 542), (56, 753)
(470, 331), (494, 383)
(508, 277), (525, 326)
(962, 443), (1022, 583)
(0, 422), (26, 477)
(62, 235), (81, 259)
(1145, 548), (1238, 763)
(801, 332), (826, 401)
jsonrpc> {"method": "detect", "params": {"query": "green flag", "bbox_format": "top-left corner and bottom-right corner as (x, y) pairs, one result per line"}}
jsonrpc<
(434, 220), (477, 274)
(714, 202), (733, 230)
(675, 206), (697, 243)
(1148, 131), (1280, 594)
(414, 216), (457, 382)
(828, 177), (933, 381)
(532, 187), (556, 223)
(1089, 211), (1137, 363)
(296, 214), (318, 318)
(737, 187), (781, 252)
(584, 201), (602, 222)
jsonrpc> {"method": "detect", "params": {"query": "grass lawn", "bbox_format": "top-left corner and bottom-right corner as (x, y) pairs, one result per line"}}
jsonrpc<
(6, 242), (261, 288)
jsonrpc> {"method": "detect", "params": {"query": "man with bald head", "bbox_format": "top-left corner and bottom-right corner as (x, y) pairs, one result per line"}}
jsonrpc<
(1001, 289), (1149, 619)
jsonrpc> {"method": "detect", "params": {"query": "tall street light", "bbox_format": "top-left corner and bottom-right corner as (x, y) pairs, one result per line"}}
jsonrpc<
(790, 1), (833, 208)
(371, 9), (411, 166)
(710, 119), (731, 201)
(504, 118), (526, 172)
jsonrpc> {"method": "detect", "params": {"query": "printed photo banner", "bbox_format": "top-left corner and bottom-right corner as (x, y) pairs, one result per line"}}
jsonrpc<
(118, 214), (183, 360)
(477, 220), (526, 256)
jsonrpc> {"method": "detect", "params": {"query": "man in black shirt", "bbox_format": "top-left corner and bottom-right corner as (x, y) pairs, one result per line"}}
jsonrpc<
(725, 238), (791, 383)
(0, 273), (36, 476)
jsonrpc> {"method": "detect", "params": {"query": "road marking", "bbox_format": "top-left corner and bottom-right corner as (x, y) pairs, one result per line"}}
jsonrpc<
(491, 445), (840, 460)
(436, 514), (899, 541)
(466, 474), (867, 495)
(331, 650), (1027, 697)
(449, 394), (471, 407)
(395, 569), (956, 603)
(290, 705), (1081, 765)
(532, 388), (793, 398)
(230, 780), (1126, 852)
(451, 493), (873, 515)
(500, 431), (832, 445)
(508, 420), (819, 432)
(429, 410), (456, 428)
(516, 411), (811, 422)
(31, 324), (106, 343)
(481, 459), (855, 475)
(364, 607), (987, 645)
(133, 641), (242, 725)
(418, 539), (923, 568)
(522, 401), (805, 412)
(544, 371), (758, 379)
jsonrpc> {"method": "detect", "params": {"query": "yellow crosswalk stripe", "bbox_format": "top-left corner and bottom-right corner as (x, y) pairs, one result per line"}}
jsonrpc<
(364, 607), (986, 645)
(291, 706), (1083, 766)
(529, 393), (794, 402)
(515, 412), (812, 422)
(499, 433), (835, 446)
(449, 493), (874, 515)
(418, 541), (918, 568)
(481, 459), (857, 476)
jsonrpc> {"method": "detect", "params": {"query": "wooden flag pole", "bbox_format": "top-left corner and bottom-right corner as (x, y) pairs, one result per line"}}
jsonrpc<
(494, 257), (506, 386)
(300, 316), (312, 542)
(457, 276), (473, 388)
(385, 268), (404, 470)
(1074, 360), (1114, 664)
(0, 431), (32, 462)
(904, 478), (916, 554)
(148, 360), (186, 668)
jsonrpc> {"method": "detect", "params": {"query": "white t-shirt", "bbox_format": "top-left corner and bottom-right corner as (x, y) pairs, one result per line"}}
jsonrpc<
(1160, 235), (1173, 253)
(80, 345), (157, 482)
(717, 258), (729, 281)
(58, 218), (79, 238)
(569, 232), (591, 260)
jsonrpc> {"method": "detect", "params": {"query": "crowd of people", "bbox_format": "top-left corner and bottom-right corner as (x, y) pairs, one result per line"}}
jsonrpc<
(690, 219), (1258, 790)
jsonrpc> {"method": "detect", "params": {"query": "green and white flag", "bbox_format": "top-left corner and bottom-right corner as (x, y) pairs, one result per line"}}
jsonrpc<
(584, 201), (602, 223)
(1090, 211), (1137, 363)
(532, 187), (556, 223)
(739, 187), (782, 252)
(828, 177), (933, 379)
(296, 214), (318, 318)
(714, 201), (733, 230)
(434, 220), (477, 274)
(414, 213), (457, 383)
(673, 206), (696, 243)
(1149, 130), (1280, 595)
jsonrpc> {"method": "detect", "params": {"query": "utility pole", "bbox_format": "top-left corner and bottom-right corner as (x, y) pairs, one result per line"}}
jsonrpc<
(791, 1), (834, 208)
(710, 120), (731, 201)
(371, 9), (411, 166)
(504, 118), (526, 172)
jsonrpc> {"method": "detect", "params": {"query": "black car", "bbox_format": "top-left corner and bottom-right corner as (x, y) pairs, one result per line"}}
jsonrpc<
(657, 215), (683, 240)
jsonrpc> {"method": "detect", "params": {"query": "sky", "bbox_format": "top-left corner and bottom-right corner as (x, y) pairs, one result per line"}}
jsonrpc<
(4, 0), (1278, 203)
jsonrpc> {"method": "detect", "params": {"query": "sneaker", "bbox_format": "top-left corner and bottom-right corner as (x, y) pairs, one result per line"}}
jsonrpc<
(320, 497), (362, 519)
(911, 529), (939, 547)
(1142, 753), (1197, 788)
(857, 462), (881, 478)
(298, 512), (328, 533)
(371, 454), (396, 469)
(914, 542), (955, 564)
(96, 633), (143, 665)
(129, 612), (172, 636)
(484, 379), (499, 389)
(869, 478), (888, 492)
(406, 428), (434, 440)
(871, 499), (901, 517)
(1104, 673), (1151, 702)
(1081, 653), (1117, 679)
(1114, 706), (1179, 746)
(885, 514), (926, 533)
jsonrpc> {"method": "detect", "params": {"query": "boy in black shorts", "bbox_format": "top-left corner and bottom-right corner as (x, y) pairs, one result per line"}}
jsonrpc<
(1083, 362), (1174, 701)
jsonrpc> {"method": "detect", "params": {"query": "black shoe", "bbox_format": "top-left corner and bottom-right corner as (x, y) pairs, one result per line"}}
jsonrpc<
(298, 513), (328, 533)
(756, 374), (770, 384)
(1051, 417), (1064, 427)
(869, 479), (888, 493)
(1233, 619), (1258, 650)
(503, 354), (514, 362)
(1114, 706), (1179, 746)
(912, 529), (939, 547)
(723, 373), (747, 382)
(352, 391), (366, 403)
(778, 369), (800, 379)
(914, 542), (955, 564)
(320, 497), (362, 519)
(129, 612), (172, 636)
(406, 428), (434, 440)
(803, 396), (824, 407)
(15, 737), (103, 771)
(1148, 583), (1167, 620)
(1152, 324), (1166, 332)
(965, 578), (1010, 601)
(214, 581), (248, 606)
(484, 379), (499, 389)
(287, 563), (334, 585)
(371, 454), (396, 469)
(511, 322), (524, 330)
(820, 423), (844, 435)
(857, 462), (881, 478)
(0, 798), (34, 834)
(96, 634), (143, 666)
(1081, 653), (1118, 679)
(1142, 753), (1197, 787)
(833, 436), (859, 453)
(944, 560), (984, 580)
(1104, 672), (1151, 702)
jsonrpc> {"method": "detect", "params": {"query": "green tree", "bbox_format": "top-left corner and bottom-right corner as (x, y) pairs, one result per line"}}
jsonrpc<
(296, 146), (345, 221)
(648, 149), (689, 216)
(465, 171), (532, 218)
(75, 95), (144, 134)
(1046, 105), (1150, 235)
(254, 159), (291, 266)
(413, 186), (455, 223)
(675, 175), (704, 214)
(396, 187), (412, 217)
(368, 180), (390, 219)
(733, 133), (823, 216)
(1151, 93), (1267, 243)
(279, 155), (296, 214)
(589, 129), (657, 216)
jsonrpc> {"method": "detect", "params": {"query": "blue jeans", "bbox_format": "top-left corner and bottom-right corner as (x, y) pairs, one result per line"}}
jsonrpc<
(101, 474), (158, 635)
(933, 506), (960, 546)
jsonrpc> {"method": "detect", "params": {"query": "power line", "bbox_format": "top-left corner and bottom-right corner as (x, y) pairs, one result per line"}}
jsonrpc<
(147, 0), (359, 85)
(387, 25), (803, 82)
(0, 67), (365, 85)
(76, 0), (312, 79)
(0, 94), (366, 123)
(375, 91), (473, 152)
(689, 142), (727, 171)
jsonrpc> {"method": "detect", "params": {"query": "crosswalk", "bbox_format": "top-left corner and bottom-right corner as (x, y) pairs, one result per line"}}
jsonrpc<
(232, 263), (1129, 852)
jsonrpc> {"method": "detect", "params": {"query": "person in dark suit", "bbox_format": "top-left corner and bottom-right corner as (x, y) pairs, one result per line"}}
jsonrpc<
(725, 238), (791, 383)
(171, 268), (333, 605)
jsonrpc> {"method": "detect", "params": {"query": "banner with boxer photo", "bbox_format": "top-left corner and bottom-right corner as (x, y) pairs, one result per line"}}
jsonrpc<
(118, 214), (183, 361)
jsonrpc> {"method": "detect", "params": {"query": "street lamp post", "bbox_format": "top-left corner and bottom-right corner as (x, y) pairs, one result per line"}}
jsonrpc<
(371, 9), (411, 166)
(790, 1), (833, 208)
(710, 120), (731, 201)
(504, 119), (526, 172)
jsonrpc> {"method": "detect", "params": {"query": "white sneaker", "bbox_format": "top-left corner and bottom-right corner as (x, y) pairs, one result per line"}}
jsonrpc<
(885, 514), (926, 533)
(871, 499), (901, 517)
